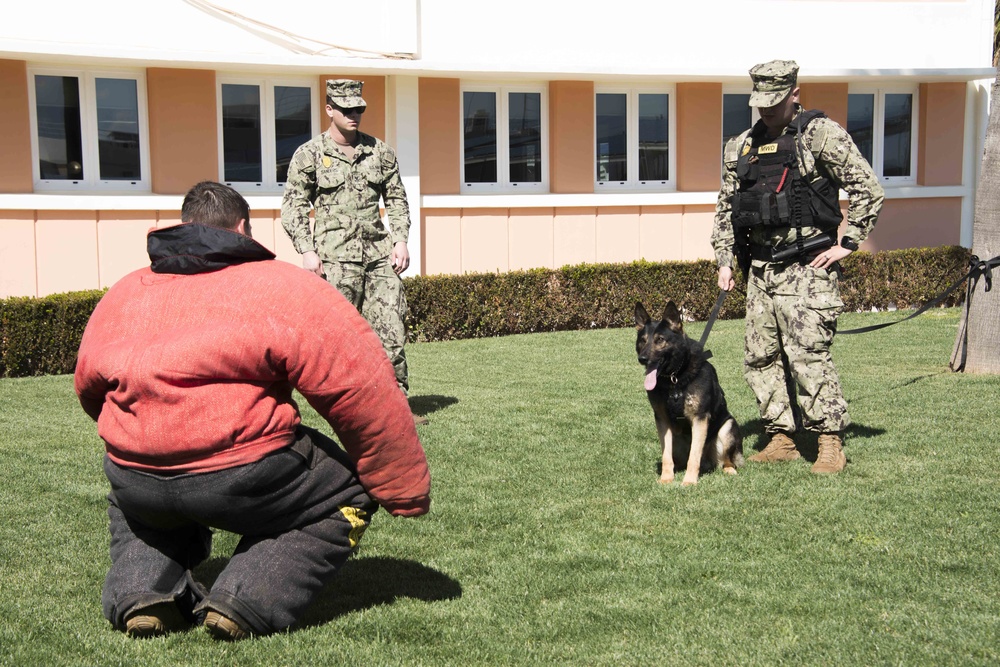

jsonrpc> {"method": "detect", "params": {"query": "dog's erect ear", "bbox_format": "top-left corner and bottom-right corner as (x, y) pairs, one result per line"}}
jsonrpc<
(634, 302), (650, 329)
(662, 301), (683, 333)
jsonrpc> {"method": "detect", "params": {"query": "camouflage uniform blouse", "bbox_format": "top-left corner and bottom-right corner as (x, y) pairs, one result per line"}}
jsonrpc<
(711, 108), (884, 269)
(281, 131), (411, 263)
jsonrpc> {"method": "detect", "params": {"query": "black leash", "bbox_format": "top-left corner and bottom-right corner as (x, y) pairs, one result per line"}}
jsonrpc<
(698, 289), (728, 358)
(839, 254), (1000, 336)
(950, 254), (1000, 371)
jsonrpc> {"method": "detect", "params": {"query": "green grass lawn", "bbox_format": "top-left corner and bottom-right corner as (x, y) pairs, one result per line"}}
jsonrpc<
(2, 308), (999, 666)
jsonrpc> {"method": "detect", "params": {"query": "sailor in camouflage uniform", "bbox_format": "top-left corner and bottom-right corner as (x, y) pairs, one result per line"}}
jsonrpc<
(282, 79), (415, 401)
(711, 60), (883, 474)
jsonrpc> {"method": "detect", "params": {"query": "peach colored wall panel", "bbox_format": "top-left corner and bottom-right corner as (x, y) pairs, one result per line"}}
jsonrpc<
(249, 209), (277, 252)
(320, 74), (385, 140)
(155, 210), (183, 229)
(0, 212), (37, 297)
(596, 206), (640, 263)
(549, 81), (594, 194)
(680, 205), (717, 261)
(97, 212), (156, 288)
(422, 209), (463, 275)
(147, 68), (218, 194)
(419, 78), (461, 195)
(677, 83), (723, 192)
(919, 83), (965, 186)
(799, 83), (848, 126)
(0, 60), (33, 193)
(553, 207), (596, 267)
(639, 207), (685, 262)
(864, 198), (961, 252)
(461, 209), (509, 274)
(509, 208), (554, 271)
(35, 212), (99, 296)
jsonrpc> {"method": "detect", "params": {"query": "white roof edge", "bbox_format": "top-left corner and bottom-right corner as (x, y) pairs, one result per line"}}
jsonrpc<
(3, 40), (994, 82)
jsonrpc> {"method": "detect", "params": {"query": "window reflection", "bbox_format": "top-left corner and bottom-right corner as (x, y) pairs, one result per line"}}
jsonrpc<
(638, 94), (668, 181)
(222, 84), (262, 183)
(274, 86), (311, 183)
(596, 93), (627, 182)
(96, 78), (141, 180)
(35, 75), (84, 180)
(847, 94), (874, 166)
(722, 94), (752, 151)
(464, 91), (497, 184)
(883, 93), (912, 177)
(508, 92), (541, 184)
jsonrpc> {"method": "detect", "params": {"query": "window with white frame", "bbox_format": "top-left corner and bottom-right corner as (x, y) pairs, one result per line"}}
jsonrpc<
(846, 86), (918, 184)
(461, 85), (547, 192)
(595, 88), (675, 190)
(218, 78), (317, 191)
(28, 68), (149, 191)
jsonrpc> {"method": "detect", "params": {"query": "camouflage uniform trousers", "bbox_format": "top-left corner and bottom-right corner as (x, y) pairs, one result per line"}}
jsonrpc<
(323, 255), (409, 394)
(744, 260), (850, 434)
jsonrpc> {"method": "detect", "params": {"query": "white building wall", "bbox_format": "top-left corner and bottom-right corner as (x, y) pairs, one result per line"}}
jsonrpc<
(416, 0), (994, 74)
(1, 1), (992, 75)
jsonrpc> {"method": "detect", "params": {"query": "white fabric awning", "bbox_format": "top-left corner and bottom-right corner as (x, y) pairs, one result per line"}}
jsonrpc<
(1, 0), (418, 72)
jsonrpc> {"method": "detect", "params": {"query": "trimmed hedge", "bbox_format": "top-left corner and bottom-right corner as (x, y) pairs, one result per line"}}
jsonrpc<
(0, 246), (972, 377)
(405, 245), (972, 342)
(0, 289), (107, 378)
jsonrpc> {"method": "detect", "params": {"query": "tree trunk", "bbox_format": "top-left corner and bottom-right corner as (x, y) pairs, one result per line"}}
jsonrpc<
(952, 71), (1000, 374)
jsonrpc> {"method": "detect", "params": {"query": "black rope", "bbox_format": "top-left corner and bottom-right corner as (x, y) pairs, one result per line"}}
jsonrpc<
(949, 254), (1000, 371)
(840, 254), (1000, 336)
(698, 289), (728, 359)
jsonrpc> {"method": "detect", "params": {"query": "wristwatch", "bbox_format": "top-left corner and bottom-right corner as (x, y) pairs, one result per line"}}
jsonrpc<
(840, 236), (859, 252)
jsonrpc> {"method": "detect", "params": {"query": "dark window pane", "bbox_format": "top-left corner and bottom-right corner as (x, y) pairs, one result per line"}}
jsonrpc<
(35, 75), (84, 180)
(596, 93), (627, 182)
(722, 94), (752, 149)
(222, 84), (262, 182)
(95, 78), (141, 181)
(508, 92), (542, 184)
(274, 86), (312, 183)
(638, 93), (668, 181)
(847, 94), (874, 167)
(884, 93), (912, 177)
(464, 91), (497, 183)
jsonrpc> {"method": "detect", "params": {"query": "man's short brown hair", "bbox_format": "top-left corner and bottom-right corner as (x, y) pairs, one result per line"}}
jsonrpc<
(181, 181), (250, 230)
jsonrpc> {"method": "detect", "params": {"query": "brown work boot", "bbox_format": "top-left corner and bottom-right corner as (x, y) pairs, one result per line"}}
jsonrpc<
(811, 433), (846, 474)
(124, 601), (189, 638)
(204, 610), (250, 641)
(748, 432), (800, 463)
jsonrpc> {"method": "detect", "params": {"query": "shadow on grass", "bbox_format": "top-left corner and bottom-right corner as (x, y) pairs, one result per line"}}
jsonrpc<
(742, 418), (886, 462)
(194, 555), (462, 631)
(648, 419), (886, 473)
(408, 394), (458, 418)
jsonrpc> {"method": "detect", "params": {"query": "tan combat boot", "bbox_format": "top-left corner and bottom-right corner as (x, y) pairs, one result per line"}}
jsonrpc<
(748, 432), (800, 463)
(811, 433), (846, 474)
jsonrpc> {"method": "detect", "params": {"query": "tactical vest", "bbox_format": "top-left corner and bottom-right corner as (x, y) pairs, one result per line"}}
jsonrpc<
(730, 110), (843, 234)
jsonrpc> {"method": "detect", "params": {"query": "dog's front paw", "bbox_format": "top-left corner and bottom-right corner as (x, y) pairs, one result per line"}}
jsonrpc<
(658, 474), (674, 485)
(722, 466), (738, 475)
(681, 474), (699, 486)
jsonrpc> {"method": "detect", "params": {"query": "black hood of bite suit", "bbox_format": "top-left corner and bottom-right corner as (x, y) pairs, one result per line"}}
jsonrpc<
(148, 223), (275, 275)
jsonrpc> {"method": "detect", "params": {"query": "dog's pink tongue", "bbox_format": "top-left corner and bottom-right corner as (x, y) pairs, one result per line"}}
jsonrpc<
(644, 369), (658, 390)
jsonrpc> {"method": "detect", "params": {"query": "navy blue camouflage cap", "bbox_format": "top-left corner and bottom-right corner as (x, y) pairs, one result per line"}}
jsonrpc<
(748, 60), (799, 108)
(326, 79), (367, 108)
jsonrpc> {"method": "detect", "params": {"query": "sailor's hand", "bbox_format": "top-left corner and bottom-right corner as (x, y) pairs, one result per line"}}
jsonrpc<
(810, 245), (852, 270)
(718, 266), (735, 292)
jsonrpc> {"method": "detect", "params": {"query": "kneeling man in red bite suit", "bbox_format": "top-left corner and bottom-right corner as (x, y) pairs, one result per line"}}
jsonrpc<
(74, 181), (431, 640)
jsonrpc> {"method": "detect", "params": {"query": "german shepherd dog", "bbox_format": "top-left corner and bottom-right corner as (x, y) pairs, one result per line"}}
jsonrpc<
(635, 301), (743, 485)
